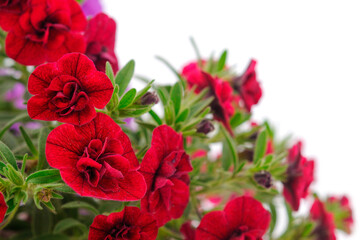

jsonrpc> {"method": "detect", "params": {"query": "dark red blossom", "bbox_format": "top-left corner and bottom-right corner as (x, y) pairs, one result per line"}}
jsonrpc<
(196, 196), (270, 240)
(89, 206), (158, 240)
(0, 0), (27, 31)
(283, 141), (314, 211)
(232, 60), (262, 112)
(85, 13), (119, 73)
(0, 192), (7, 223)
(27, 53), (113, 126)
(181, 221), (196, 240)
(5, 0), (87, 65)
(310, 199), (336, 240)
(181, 61), (208, 93)
(140, 125), (193, 227)
(327, 196), (354, 234)
(46, 113), (146, 201)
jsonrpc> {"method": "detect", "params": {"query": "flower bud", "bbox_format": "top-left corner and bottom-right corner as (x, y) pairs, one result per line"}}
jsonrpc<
(37, 189), (52, 203)
(254, 171), (272, 188)
(196, 119), (215, 134)
(140, 92), (159, 105)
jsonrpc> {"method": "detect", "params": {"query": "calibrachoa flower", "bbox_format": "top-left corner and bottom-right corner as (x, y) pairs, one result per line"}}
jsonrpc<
(327, 196), (354, 234)
(181, 62), (234, 135)
(27, 53), (113, 126)
(140, 125), (193, 227)
(181, 221), (196, 240)
(46, 113), (147, 201)
(0, 0), (27, 31)
(195, 196), (270, 240)
(0, 192), (7, 223)
(85, 13), (119, 73)
(89, 206), (158, 240)
(310, 199), (336, 240)
(232, 60), (262, 112)
(283, 141), (314, 211)
(5, 0), (87, 65)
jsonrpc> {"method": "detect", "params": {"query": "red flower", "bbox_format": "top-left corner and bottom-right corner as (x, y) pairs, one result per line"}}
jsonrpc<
(181, 62), (234, 135)
(85, 13), (119, 73)
(181, 221), (196, 240)
(283, 141), (314, 211)
(5, 0), (87, 65)
(232, 60), (262, 112)
(46, 113), (146, 201)
(195, 196), (270, 240)
(0, 0), (28, 31)
(310, 199), (336, 240)
(89, 206), (158, 240)
(0, 192), (7, 223)
(27, 53), (113, 126)
(327, 196), (354, 234)
(140, 125), (193, 227)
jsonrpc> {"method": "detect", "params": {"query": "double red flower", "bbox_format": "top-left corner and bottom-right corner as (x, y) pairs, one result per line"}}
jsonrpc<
(181, 62), (234, 135)
(232, 60), (262, 112)
(27, 53), (113, 126)
(283, 141), (315, 211)
(89, 206), (158, 240)
(310, 199), (336, 240)
(4, 0), (87, 65)
(327, 196), (354, 234)
(85, 13), (119, 73)
(140, 125), (193, 227)
(46, 113), (146, 201)
(195, 196), (270, 240)
(0, 192), (7, 223)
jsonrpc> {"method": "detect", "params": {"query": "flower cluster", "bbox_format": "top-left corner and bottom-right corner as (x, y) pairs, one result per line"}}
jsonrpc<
(0, 1), (354, 240)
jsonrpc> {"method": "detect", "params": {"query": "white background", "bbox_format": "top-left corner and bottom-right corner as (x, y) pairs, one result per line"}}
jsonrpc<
(105, 1), (362, 239)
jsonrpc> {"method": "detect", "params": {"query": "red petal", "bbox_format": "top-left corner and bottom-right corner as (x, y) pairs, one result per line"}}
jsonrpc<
(68, 0), (87, 31)
(81, 71), (113, 109)
(196, 211), (231, 240)
(5, 29), (46, 66)
(0, 192), (7, 223)
(89, 215), (112, 240)
(151, 125), (184, 158)
(57, 53), (95, 81)
(27, 95), (57, 121)
(28, 62), (60, 95)
(46, 33), (86, 63)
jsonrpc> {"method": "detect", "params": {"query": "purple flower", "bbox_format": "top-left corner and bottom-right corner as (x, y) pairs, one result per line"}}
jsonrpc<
(4, 83), (26, 110)
(81, 0), (103, 17)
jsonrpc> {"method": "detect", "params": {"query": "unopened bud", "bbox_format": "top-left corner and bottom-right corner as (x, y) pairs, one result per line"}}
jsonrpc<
(196, 119), (215, 134)
(37, 189), (52, 203)
(140, 92), (159, 105)
(254, 171), (272, 188)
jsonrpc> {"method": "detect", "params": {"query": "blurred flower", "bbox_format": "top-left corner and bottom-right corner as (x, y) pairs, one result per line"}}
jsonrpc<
(195, 196), (270, 240)
(89, 206), (158, 240)
(232, 60), (262, 112)
(4, 82), (26, 109)
(327, 196), (354, 234)
(0, 0), (28, 32)
(196, 119), (214, 134)
(310, 199), (336, 240)
(283, 141), (314, 211)
(85, 13), (119, 73)
(181, 221), (196, 240)
(81, 0), (103, 17)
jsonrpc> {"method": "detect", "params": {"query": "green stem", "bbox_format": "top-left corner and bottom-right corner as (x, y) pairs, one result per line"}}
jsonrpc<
(0, 201), (20, 230)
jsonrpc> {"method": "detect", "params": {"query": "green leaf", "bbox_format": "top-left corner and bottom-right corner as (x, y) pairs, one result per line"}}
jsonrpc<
(149, 110), (162, 125)
(105, 62), (115, 86)
(217, 50), (228, 71)
(31, 234), (68, 240)
(19, 126), (38, 156)
(155, 86), (168, 106)
(5, 164), (23, 185)
(221, 141), (232, 171)
(176, 108), (190, 123)
(164, 100), (175, 125)
(0, 112), (29, 140)
(26, 169), (61, 184)
(62, 201), (99, 215)
(253, 129), (267, 164)
(269, 203), (277, 236)
(0, 140), (18, 169)
(53, 218), (87, 234)
(170, 82), (182, 115)
(188, 97), (214, 119)
(118, 88), (136, 109)
(221, 125), (238, 172)
(115, 60), (135, 96)
(37, 127), (49, 171)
